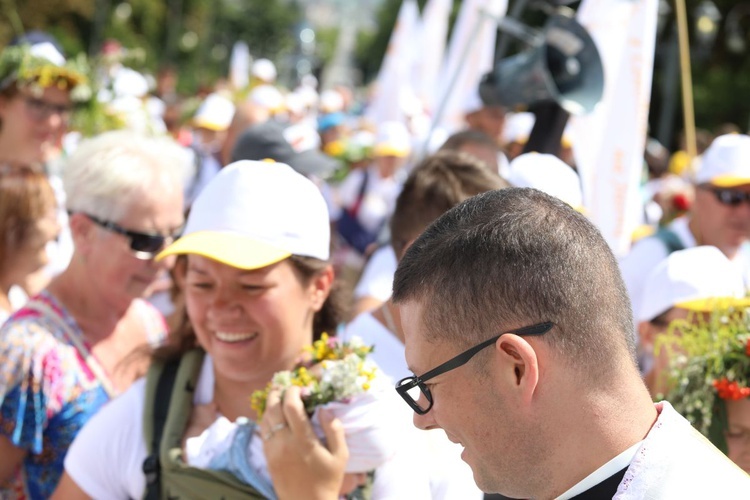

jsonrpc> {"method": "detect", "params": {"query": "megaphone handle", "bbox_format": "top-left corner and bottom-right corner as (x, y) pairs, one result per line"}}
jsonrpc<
(522, 102), (570, 156)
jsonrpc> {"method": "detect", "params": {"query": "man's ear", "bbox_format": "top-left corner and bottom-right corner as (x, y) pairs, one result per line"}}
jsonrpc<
(494, 334), (540, 405)
(308, 264), (334, 312)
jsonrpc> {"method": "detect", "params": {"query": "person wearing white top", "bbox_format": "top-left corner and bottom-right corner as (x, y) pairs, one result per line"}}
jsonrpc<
(391, 186), (750, 499)
(346, 151), (508, 500)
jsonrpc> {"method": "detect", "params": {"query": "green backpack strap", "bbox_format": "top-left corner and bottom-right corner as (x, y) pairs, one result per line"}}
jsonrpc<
(654, 227), (686, 255)
(142, 355), (182, 500)
(142, 349), (267, 500)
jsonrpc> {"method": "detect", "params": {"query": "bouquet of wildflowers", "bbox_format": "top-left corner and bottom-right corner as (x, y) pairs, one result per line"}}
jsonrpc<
(657, 308), (750, 448)
(251, 333), (378, 419)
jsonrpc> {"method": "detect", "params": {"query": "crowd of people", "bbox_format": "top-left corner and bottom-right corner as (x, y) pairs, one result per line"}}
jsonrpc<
(0, 27), (748, 500)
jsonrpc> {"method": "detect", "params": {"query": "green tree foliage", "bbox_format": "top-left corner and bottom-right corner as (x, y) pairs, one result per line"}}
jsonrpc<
(0, 0), (303, 93)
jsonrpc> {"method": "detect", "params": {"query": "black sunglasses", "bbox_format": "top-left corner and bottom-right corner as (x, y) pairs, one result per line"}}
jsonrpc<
(85, 214), (181, 259)
(396, 321), (554, 415)
(701, 185), (750, 207)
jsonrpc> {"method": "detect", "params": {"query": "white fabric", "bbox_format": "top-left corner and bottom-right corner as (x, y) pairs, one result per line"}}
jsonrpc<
(557, 440), (641, 499)
(374, 121), (411, 158)
(414, 0), (451, 115)
(571, 0), (659, 258)
(434, 0), (507, 133)
(694, 134), (750, 186)
(64, 355), (436, 499)
(507, 153), (583, 209)
(29, 41), (65, 65)
(354, 245), (396, 302)
(637, 246), (748, 322)
(183, 160), (331, 260)
(229, 42), (251, 90)
(364, 0), (420, 126)
(613, 401), (750, 498)
(335, 165), (403, 234)
(343, 311), (409, 383)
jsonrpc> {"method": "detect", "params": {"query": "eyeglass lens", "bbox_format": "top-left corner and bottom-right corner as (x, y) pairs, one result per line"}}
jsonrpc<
(24, 96), (72, 122)
(714, 188), (750, 206)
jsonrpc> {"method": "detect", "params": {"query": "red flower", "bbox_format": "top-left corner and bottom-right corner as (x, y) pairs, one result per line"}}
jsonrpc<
(713, 378), (750, 400)
(672, 193), (691, 212)
(746, 339), (750, 357)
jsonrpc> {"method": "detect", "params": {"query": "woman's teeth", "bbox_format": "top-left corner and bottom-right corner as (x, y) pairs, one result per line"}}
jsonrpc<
(215, 332), (259, 343)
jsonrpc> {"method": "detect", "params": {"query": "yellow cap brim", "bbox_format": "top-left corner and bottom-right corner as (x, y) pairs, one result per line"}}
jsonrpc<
(675, 296), (750, 312)
(373, 145), (409, 158)
(710, 176), (750, 188)
(156, 231), (291, 270)
(192, 119), (228, 132)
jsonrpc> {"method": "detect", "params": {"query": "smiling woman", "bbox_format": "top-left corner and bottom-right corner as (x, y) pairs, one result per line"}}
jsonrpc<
(0, 130), (187, 499)
(55, 160), (433, 500)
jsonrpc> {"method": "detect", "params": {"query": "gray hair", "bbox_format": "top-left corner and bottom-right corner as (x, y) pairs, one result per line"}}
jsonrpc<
(392, 187), (636, 380)
(63, 130), (190, 221)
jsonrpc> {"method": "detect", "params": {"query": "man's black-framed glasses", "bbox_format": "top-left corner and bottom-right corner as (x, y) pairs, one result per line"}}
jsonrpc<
(396, 321), (554, 415)
(85, 213), (182, 260)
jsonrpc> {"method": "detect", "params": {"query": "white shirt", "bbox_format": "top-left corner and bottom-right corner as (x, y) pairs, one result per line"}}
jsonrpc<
(354, 245), (397, 302)
(335, 165), (403, 234)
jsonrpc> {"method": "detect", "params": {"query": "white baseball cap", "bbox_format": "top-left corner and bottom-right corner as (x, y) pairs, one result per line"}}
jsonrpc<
(507, 153), (583, 210)
(252, 58), (277, 83)
(373, 121), (411, 158)
(192, 93), (235, 131)
(637, 245), (750, 323)
(158, 160), (330, 268)
(694, 134), (750, 187)
(249, 84), (285, 113)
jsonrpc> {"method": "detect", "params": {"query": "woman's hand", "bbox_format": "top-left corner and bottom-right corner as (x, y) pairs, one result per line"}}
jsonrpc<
(261, 385), (348, 500)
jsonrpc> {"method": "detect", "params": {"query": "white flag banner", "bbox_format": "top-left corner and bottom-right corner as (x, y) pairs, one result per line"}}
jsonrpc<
(414, 0), (452, 114)
(434, 0), (507, 133)
(570, 0), (659, 258)
(229, 41), (251, 91)
(365, 0), (421, 126)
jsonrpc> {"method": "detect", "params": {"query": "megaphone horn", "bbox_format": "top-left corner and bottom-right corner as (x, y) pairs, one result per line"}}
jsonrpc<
(479, 13), (604, 115)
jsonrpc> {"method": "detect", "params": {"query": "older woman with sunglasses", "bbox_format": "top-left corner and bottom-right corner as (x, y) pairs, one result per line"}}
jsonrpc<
(0, 130), (186, 499)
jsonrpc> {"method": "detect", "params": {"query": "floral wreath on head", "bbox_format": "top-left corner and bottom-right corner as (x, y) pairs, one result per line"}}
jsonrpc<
(0, 44), (92, 102)
(656, 307), (750, 452)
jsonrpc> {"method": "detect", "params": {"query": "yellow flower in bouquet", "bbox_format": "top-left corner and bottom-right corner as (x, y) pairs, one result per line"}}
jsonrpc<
(251, 333), (377, 419)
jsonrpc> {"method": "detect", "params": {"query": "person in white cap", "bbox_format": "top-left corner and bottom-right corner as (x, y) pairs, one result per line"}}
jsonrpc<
(334, 121), (411, 256)
(636, 246), (750, 397)
(620, 134), (750, 337)
(57, 160), (434, 499)
(186, 92), (236, 208)
(251, 58), (277, 85)
(506, 152), (583, 211)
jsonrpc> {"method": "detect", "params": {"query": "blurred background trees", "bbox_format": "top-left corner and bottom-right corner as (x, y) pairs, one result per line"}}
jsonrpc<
(3, 0), (750, 147)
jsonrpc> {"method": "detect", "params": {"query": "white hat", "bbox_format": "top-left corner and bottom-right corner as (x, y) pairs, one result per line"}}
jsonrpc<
(507, 153), (583, 210)
(29, 41), (65, 66)
(193, 93), (235, 131)
(374, 121), (411, 158)
(249, 84), (285, 113)
(502, 112), (535, 145)
(158, 160), (330, 268)
(319, 89), (344, 114)
(637, 246), (750, 323)
(252, 58), (277, 83)
(694, 134), (750, 187)
(112, 67), (149, 98)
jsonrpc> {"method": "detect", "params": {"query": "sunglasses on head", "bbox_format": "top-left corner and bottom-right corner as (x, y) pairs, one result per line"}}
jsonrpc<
(84, 213), (181, 259)
(701, 185), (750, 207)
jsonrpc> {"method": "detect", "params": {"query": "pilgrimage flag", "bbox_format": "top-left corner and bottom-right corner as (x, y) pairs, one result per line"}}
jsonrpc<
(570, 0), (659, 258)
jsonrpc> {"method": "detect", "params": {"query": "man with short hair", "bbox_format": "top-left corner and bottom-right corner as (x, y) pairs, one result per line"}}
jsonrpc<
(392, 187), (750, 498)
(620, 133), (750, 323)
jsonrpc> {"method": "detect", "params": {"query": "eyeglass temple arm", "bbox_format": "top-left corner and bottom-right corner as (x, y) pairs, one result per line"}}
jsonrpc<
(417, 321), (554, 382)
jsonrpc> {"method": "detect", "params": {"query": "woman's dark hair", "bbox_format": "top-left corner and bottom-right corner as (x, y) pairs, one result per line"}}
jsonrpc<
(151, 255), (347, 362)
